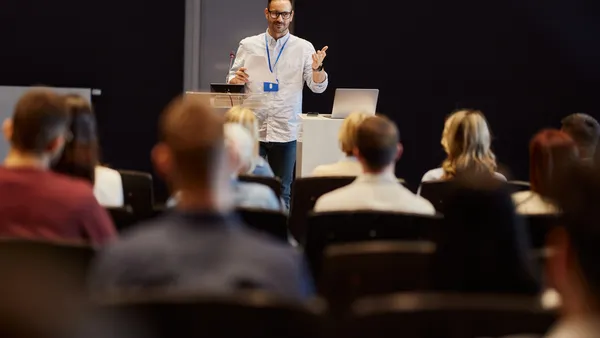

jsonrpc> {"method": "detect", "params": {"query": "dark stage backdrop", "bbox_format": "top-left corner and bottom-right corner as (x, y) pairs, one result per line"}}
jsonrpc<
(295, 0), (600, 189)
(0, 1), (185, 201)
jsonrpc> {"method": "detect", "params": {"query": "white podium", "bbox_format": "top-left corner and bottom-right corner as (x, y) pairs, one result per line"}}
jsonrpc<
(185, 91), (267, 114)
(296, 114), (345, 177)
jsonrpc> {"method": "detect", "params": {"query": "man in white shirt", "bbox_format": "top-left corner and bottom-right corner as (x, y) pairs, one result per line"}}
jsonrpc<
(314, 116), (435, 215)
(228, 0), (329, 208)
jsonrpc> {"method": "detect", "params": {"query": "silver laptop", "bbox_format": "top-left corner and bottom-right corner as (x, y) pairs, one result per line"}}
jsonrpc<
(330, 88), (379, 119)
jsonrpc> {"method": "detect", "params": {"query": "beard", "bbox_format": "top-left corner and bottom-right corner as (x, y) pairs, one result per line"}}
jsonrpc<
(271, 22), (288, 33)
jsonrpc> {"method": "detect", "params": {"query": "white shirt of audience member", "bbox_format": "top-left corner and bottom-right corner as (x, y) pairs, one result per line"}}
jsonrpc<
(314, 171), (436, 215)
(311, 155), (362, 177)
(420, 167), (507, 183)
(93, 166), (124, 208)
(512, 191), (559, 215)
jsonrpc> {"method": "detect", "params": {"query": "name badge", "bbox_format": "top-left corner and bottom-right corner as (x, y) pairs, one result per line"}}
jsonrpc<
(264, 82), (279, 92)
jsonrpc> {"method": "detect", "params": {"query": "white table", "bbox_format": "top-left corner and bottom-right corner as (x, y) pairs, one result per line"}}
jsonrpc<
(296, 114), (345, 177)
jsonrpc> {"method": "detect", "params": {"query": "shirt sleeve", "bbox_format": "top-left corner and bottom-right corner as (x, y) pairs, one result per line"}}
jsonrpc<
(303, 43), (329, 94)
(78, 194), (118, 247)
(227, 40), (248, 83)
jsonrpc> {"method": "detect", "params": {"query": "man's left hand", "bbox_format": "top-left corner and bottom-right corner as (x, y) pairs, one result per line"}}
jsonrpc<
(312, 46), (328, 71)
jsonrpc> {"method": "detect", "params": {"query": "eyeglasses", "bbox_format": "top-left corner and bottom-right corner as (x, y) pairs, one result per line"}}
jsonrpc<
(268, 10), (292, 20)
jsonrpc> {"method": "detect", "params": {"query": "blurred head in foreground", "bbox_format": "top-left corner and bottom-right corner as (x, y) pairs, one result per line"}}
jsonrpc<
(354, 115), (402, 174)
(441, 109), (497, 179)
(3, 89), (70, 168)
(51, 94), (99, 184)
(152, 95), (232, 210)
(547, 164), (600, 316)
(561, 113), (600, 162)
(435, 174), (540, 294)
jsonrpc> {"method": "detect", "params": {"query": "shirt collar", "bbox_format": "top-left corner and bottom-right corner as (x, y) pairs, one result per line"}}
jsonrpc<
(265, 29), (290, 47)
(356, 171), (397, 183)
(340, 155), (359, 162)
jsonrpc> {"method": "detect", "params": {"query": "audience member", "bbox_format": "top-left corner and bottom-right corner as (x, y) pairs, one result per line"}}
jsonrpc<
(434, 175), (540, 294)
(312, 112), (369, 176)
(51, 94), (124, 207)
(513, 129), (578, 215)
(544, 164), (600, 337)
(225, 106), (274, 177)
(314, 115), (435, 214)
(561, 113), (600, 164)
(167, 123), (282, 211)
(421, 109), (506, 183)
(0, 89), (116, 246)
(90, 95), (312, 299)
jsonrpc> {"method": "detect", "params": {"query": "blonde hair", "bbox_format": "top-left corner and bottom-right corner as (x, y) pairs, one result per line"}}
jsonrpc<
(441, 110), (497, 179)
(338, 112), (370, 155)
(225, 106), (259, 173)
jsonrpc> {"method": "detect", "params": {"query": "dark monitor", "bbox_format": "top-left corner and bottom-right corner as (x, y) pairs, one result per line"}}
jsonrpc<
(210, 83), (245, 94)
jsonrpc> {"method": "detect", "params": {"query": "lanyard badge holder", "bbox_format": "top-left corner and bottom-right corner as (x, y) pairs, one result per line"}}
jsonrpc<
(264, 35), (290, 92)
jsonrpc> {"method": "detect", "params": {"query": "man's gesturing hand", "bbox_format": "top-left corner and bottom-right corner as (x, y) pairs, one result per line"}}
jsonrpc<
(312, 46), (328, 71)
(230, 67), (249, 84)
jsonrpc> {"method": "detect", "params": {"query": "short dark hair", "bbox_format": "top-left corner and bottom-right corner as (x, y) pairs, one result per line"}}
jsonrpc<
(355, 115), (399, 171)
(561, 113), (600, 153)
(267, 0), (293, 8)
(11, 89), (69, 154)
(159, 95), (225, 187)
(51, 94), (99, 184)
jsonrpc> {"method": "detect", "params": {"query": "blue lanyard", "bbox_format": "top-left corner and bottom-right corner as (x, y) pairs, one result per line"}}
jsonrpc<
(265, 34), (290, 73)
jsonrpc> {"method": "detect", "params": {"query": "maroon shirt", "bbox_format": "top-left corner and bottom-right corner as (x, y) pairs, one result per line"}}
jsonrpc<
(0, 167), (117, 246)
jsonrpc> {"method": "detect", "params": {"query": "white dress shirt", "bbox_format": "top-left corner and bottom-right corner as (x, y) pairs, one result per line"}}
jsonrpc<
(314, 172), (436, 215)
(311, 156), (363, 177)
(420, 167), (507, 182)
(512, 191), (559, 215)
(94, 166), (124, 207)
(228, 30), (329, 143)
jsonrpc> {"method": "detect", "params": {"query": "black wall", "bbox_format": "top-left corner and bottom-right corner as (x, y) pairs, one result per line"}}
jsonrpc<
(0, 1), (185, 201)
(295, 0), (600, 189)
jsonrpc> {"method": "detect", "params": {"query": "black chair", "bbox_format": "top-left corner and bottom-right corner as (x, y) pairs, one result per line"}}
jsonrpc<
(0, 240), (95, 338)
(305, 211), (443, 278)
(340, 293), (556, 338)
(288, 177), (356, 242)
(319, 241), (436, 315)
(119, 170), (154, 220)
(236, 208), (289, 242)
(525, 214), (560, 249)
(84, 292), (326, 338)
(418, 180), (458, 213)
(106, 206), (137, 232)
(239, 175), (283, 200)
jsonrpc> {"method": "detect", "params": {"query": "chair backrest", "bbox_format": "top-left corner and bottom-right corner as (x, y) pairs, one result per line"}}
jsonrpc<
(320, 241), (436, 315)
(238, 175), (282, 200)
(106, 206), (138, 232)
(0, 240), (95, 338)
(421, 180), (531, 213)
(119, 170), (154, 220)
(289, 177), (356, 242)
(419, 180), (458, 213)
(340, 293), (556, 338)
(85, 291), (325, 338)
(525, 214), (560, 249)
(305, 211), (443, 279)
(236, 208), (289, 242)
